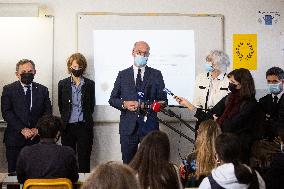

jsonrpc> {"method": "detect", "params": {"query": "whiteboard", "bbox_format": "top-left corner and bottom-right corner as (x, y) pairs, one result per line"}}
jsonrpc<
(77, 13), (224, 121)
(0, 17), (53, 120)
(93, 30), (195, 105)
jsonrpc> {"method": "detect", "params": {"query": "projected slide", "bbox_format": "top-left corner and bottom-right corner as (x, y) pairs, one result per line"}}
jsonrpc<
(93, 30), (195, 105)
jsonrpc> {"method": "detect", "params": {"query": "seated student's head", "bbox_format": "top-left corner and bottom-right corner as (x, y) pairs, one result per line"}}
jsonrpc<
(215, 133), (259, 188)
(37, 115), (62, 140)
(195, 119), (221, 178)
(228, 68), (255, 100)
(266, 67), (284, 95)
(81, 161), (139, 189)
(130, 131), (180, 189)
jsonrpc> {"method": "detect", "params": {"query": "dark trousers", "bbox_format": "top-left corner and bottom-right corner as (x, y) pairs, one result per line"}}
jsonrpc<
(61, 122), (93, 173)
(120, 121), (148, 164)
(6, 146), (24, 174)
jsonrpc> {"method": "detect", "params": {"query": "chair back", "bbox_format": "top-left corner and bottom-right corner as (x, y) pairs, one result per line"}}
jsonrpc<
(23, 178), (72, 189)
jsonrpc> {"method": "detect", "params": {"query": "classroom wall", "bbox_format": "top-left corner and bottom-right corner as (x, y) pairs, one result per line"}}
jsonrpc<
(0, 0), (283, 171)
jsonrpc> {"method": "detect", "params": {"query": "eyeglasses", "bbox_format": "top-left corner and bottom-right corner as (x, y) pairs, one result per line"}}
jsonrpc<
(135, 50), (150, 57)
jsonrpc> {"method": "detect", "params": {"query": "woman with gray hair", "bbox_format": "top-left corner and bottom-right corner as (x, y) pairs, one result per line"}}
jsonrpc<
(176, 50), (230, 134)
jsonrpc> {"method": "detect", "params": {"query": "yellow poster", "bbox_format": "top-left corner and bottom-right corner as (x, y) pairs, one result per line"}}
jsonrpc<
(233, 34), (257, 70)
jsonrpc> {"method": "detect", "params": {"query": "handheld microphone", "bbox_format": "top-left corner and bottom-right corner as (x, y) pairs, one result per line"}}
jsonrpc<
(137, 91), (145, 117)
(163, 88), (177, 98)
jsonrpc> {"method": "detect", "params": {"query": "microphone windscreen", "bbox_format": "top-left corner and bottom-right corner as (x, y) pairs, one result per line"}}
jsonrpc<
(151, 101), (161, 112)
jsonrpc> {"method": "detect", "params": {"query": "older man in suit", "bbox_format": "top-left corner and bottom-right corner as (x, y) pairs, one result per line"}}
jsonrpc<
(1, 59), (52, 174)
(109, 41), (167, 164)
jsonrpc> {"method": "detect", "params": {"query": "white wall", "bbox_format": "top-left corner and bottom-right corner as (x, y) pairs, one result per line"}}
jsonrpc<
(0, 0), (284, 169)
(31, 0), (284, 113)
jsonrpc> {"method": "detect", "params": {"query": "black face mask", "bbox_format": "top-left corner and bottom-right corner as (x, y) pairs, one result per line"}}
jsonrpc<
(71, 68), (83, 77)
(20, 73), (34, 85)
(228, 82), (238, 93)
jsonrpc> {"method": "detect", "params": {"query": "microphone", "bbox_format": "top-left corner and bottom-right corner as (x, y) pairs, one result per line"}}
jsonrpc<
(163, 88), (177, 98)
(137, 91), (145, 117)
(163, 88), (186, 108)
(151, 101), (167, 113)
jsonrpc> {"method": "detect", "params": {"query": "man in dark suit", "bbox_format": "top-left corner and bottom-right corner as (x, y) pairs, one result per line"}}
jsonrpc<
(1, 59), (52, 174)
(109, 41), (167, 164)
(16, 115), (79, 184)
(259, 67), (284, 140)
(58, 53), (95, 173)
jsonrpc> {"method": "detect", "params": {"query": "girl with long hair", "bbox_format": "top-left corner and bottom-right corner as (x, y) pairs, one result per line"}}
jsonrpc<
(180, 120), (221, 187)
(130, 131), (182, 189)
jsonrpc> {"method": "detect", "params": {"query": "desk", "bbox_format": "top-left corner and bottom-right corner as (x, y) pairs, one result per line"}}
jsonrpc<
(0, 173), (90, 189)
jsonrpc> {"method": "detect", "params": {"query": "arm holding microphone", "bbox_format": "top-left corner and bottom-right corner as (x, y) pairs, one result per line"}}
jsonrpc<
(163, 88), (213, 124)
(175, 96), (196, 110)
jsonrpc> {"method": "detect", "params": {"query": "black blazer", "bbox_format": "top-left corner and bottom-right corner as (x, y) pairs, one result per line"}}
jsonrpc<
(16, 140), (79, 184)
(195, 94), (258, 135)
(258, 93), (284, 138)
(58, 77), (95, 128)
(259, 93), (283, 121)
(1, 81), (52, 146)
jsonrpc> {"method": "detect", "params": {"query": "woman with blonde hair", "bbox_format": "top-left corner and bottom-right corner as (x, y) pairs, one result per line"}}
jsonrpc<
(180, 119), (221, 187)
(81, 161), (139, 189)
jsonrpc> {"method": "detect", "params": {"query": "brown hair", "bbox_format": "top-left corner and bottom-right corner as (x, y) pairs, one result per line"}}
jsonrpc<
(81, 161), (139, 189)
(195, 120), (221, 178)
(37, 115), (62, 139)
(16, 59), (35, 72)
(67, 53), (87, 73)
(215, 133), (259, 189)
(130, 131), (180, 189)
(228, 68), (255, 100)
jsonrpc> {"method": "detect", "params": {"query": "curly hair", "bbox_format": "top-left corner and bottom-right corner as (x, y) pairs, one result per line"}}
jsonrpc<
(66, 53), (87, 74)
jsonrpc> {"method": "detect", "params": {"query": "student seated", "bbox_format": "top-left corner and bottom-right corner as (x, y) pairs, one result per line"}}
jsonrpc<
(179, 120), (221, 187)
(130, 130), (183, 189)
(16, 115), (79, 184)
(264, 127), (284, 189)
(81, 161), (139, 189)
(199, 133), (265, 189)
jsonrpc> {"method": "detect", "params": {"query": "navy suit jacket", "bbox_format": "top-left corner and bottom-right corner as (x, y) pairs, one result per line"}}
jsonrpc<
(1, 81), (52, 146)
(109, 66), (167, 135)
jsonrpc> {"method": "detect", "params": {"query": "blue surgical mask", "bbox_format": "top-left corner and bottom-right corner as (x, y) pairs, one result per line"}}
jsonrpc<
(134, 55), (148, 67)
(268, 82), (283, 94)
(204, 62), (214, 72)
